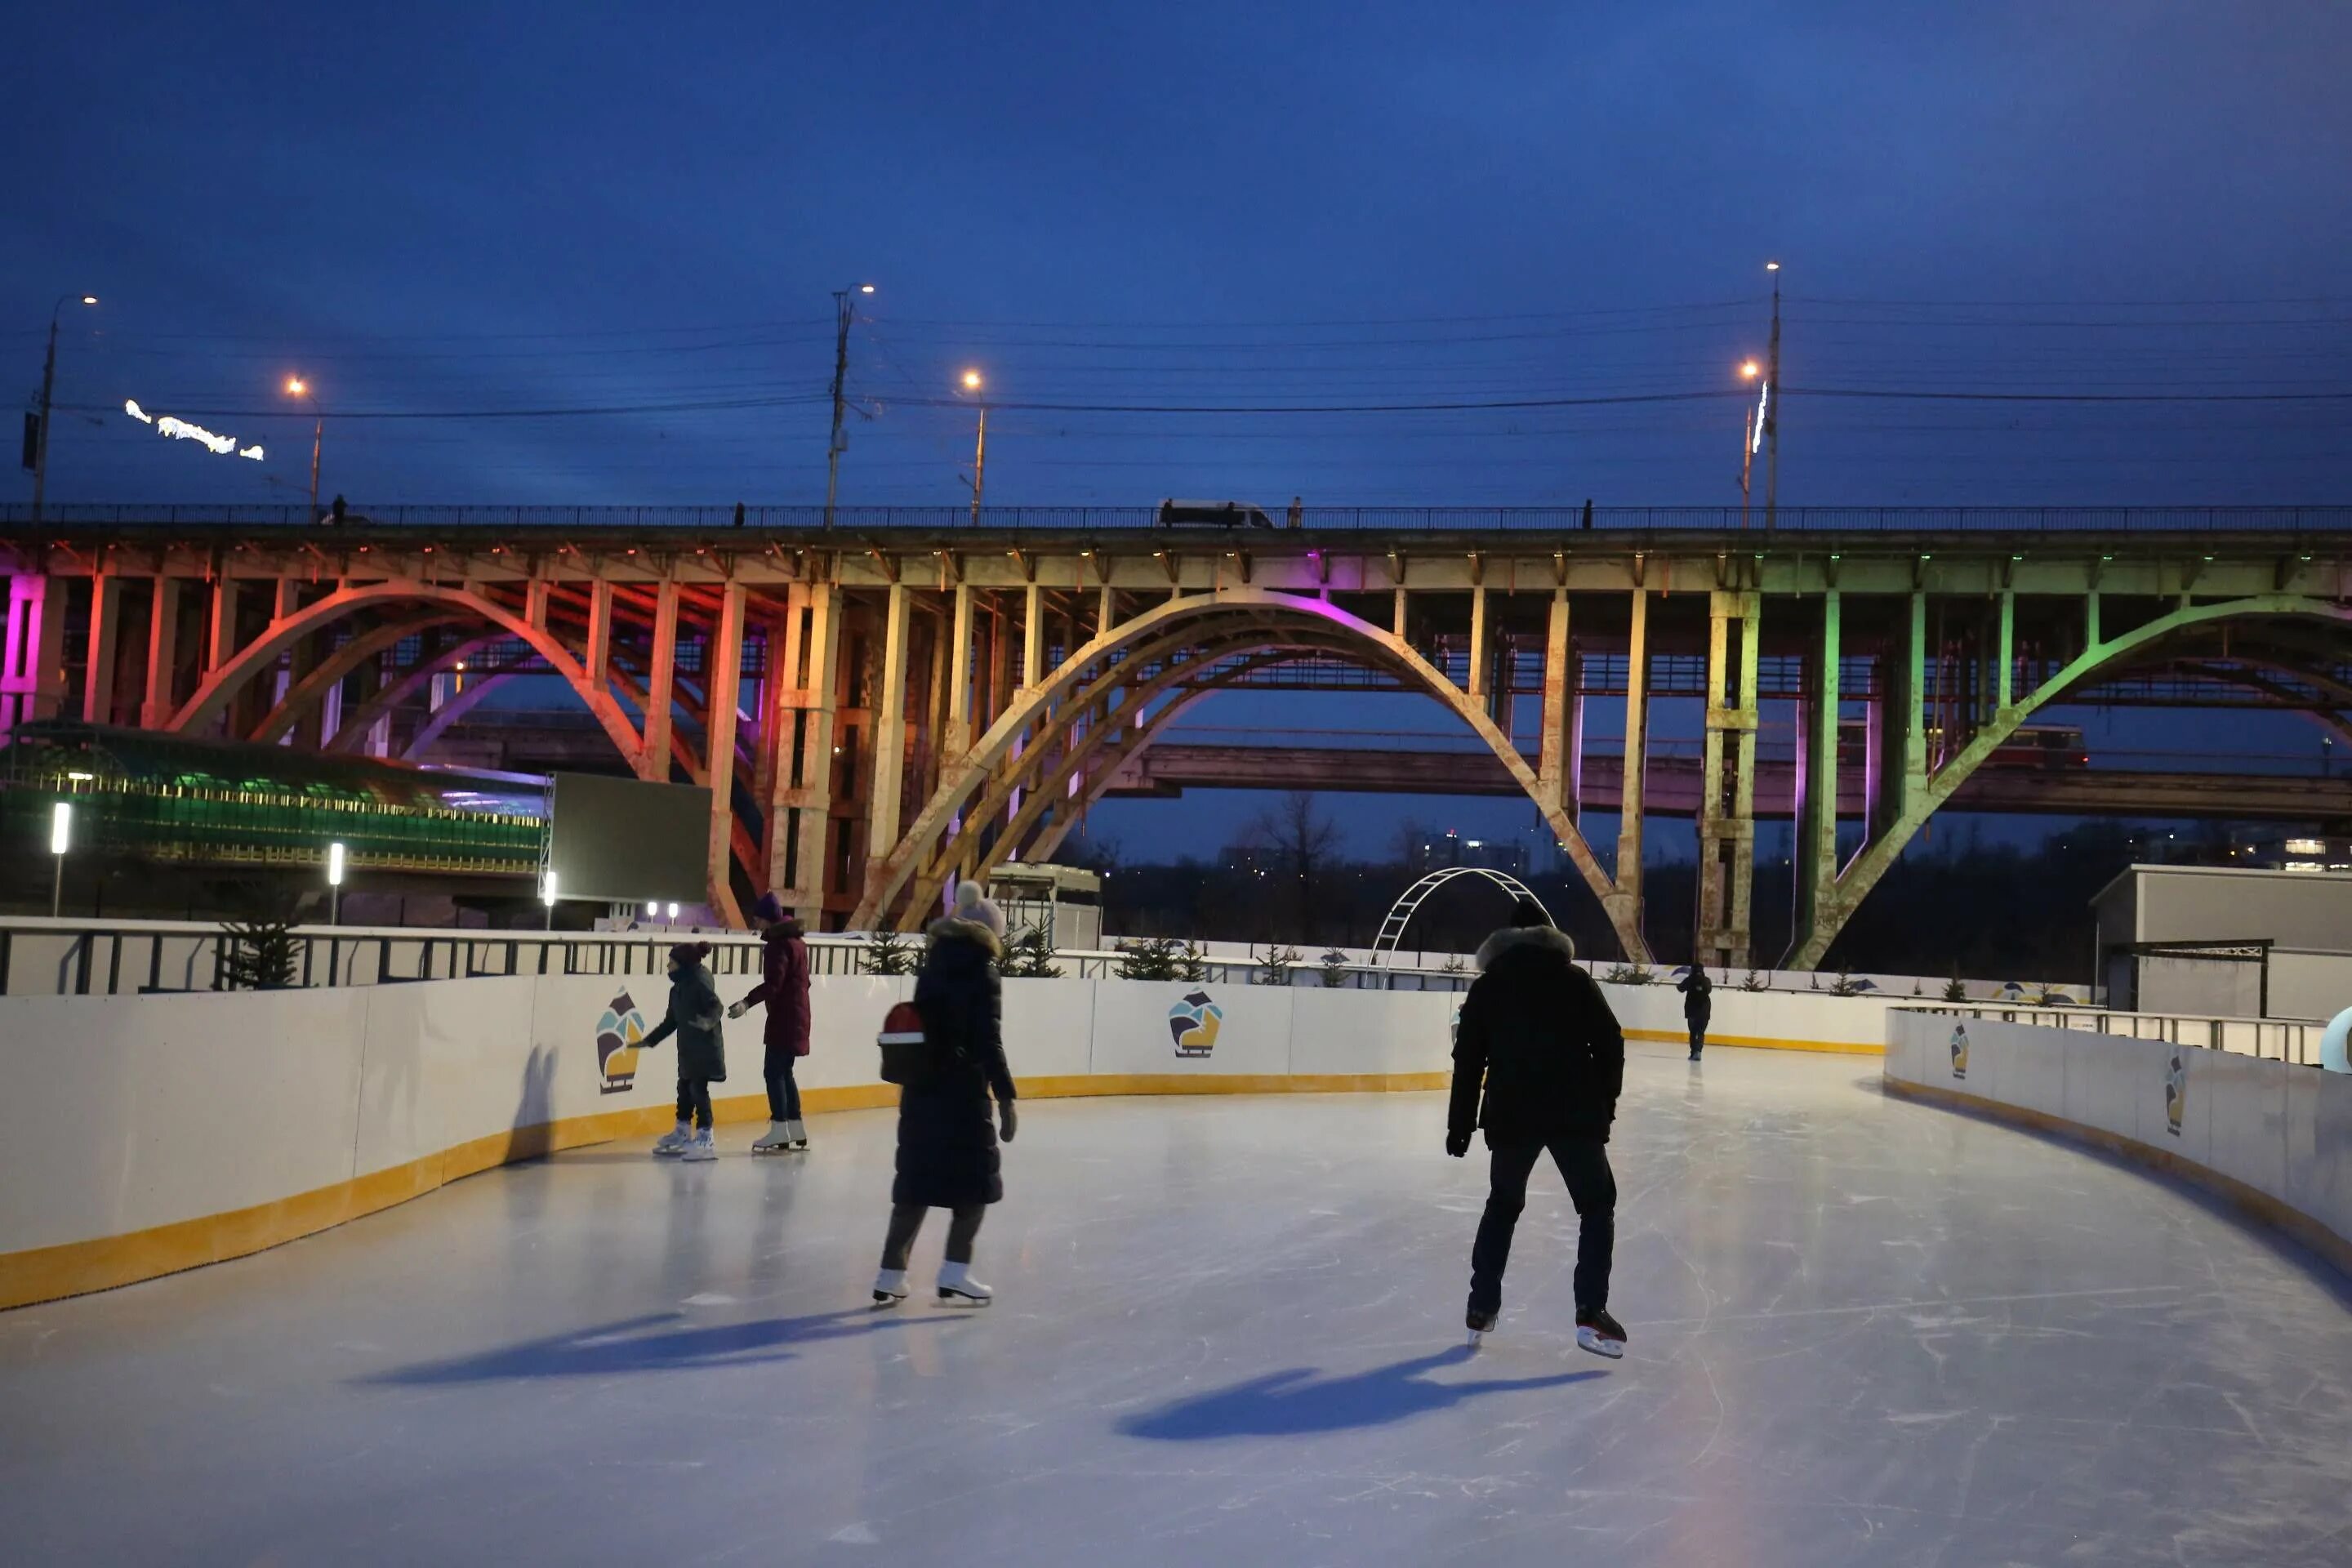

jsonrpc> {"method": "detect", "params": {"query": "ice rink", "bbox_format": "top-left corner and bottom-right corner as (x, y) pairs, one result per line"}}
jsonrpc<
(4, 1042), (2349, 1566)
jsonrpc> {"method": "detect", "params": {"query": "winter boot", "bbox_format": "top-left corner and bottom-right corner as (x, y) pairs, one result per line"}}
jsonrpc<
(786, 1119), (808, 1152)
(937, 1261), (992, 1307)
(751, 1120), (794, 1154)
(652, 1120), (692, 1156)
(871, 1268), (910, 1307)
(680, 1129), (718, 1163)
(1575, 1307), (1627, 1360)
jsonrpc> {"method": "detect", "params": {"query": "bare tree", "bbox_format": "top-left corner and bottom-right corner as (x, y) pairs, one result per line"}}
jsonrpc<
(1247, 791), (1342, 944)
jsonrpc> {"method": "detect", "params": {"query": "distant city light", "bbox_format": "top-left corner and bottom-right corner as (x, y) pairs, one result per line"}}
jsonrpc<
(2286, 838), (2325, 855)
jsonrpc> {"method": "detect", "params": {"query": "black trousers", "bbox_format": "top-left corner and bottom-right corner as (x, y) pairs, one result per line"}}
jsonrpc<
(1468, 1135), (1615, 1317)
(1687, 1017), (1708, 1056)
(675, 1076), (714, 1130)
(880, 1201), (985, 1268)
(765, 1053), (802, 1121)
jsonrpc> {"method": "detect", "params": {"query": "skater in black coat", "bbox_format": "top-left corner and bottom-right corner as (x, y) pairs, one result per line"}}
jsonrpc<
(873, 883), (1018, 1308)
(1678, 967), (1713, 1060)
(1447, 896), (1628, 1357)
(640, 942), (727, 1162)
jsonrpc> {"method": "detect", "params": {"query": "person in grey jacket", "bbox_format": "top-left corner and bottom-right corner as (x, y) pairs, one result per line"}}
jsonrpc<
(642, 942), (727, 1162)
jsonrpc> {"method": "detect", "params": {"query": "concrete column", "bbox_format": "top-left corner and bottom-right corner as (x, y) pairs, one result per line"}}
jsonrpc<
(1392, 585), (1408, 638)
(274, 577), (301, 621)
(1730, 595), (1762, 963)
(639, 580), (679, 782)
(1604, 586), (1649, 956)
(1535, 588), (1569, 815)
(760, 583), (808, 894)
(205, 581), (239, 675)
(1566, 686), (1585, 826)
(1096, 581), (1116, 640)
(1790, 590), (1842, 957)
(944, 583), (974, 757)
(82, 572), (122, 724)
(1875, 590), (1927, 837)
(702, 581), (747, 924)
(866, 582), (911, 864)
(1695, 590), (1761, 968)
(2, 576), (70, 735)
(2085, 588), (2100, 652)
(141, 577), (181, 728)
(785, 583), (841, 928)
(1021, 582), (1044, 690)
(1467, 584), (1488, 700)
(585, 580), (613, 689)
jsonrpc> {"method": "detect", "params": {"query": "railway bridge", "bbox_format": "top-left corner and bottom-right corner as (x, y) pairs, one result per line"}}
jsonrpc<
(4, 503), (2348, 967)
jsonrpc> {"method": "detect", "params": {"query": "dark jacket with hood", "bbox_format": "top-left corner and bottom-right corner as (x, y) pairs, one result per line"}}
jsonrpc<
(741, 919), (813, 1059)
(1448, 925), (1624, 1146)
(1678, 968), (1713, 1022)
(639, 959), (727, 1083)
(894, 915), (1018, 1208)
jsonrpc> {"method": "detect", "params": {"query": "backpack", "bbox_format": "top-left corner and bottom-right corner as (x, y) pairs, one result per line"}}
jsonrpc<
(877, 1000), (929, 1086)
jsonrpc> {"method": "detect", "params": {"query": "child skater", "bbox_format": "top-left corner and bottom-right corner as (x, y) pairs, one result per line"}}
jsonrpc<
(644, 941), (728, 1163)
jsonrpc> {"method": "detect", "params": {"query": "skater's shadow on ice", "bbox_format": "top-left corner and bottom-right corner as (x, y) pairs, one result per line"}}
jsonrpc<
(1118, 1346), (1604, 1440)
(357, 1308), (951, 1385)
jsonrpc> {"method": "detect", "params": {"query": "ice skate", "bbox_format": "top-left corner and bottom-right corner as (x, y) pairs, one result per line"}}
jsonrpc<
(871, 1268), (909, 1307)
(751, 1120), (794, 1155)
(679, 1129), (718, 1163)
(937, 1262), (992, 1307)
(652, 1121), (692, 1157)
(1575, 1307), (1627, 1360)
(1466, 1306), (1498, 1346)
(785, 1118), (808, 1152)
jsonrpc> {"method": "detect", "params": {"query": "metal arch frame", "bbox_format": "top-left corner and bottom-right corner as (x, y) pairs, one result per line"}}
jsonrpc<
(1372, 866), (1547, 958)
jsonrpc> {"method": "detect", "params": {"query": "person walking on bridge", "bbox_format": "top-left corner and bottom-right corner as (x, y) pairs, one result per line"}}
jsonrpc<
(730, 893), (813, 1153)
(1447, 897), (1627, 1357)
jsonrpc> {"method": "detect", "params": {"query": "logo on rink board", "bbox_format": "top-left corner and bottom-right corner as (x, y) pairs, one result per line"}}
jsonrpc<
(1949, 1025), (1969, 1080)
(2165, 1051), (2187, 1137)
(1168, 990), (1225, 1058)
(596, 991), (650, 1094)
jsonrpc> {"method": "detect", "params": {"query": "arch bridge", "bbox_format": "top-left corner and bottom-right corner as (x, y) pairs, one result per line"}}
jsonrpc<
(4, 511), (2346, 964)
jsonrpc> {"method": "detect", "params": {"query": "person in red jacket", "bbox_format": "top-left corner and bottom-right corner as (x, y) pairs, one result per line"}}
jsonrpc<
(729, 892), (813, 1152)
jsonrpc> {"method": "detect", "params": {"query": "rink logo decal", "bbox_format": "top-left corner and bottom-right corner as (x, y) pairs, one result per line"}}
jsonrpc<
(1948, 1025), (1969, 1080)
(595, 991), (651, 1094)
(2164, 1050), (2187, 1137)
(1168, 990), (1225, 1058)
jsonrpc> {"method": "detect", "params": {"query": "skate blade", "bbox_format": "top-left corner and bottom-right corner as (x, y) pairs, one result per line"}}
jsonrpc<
(871, 1293), (907, 1309)
(751, 1145), (790, 1156)
(936, 1290), (991, 1308)
(1575, 1332), (1625, 1361)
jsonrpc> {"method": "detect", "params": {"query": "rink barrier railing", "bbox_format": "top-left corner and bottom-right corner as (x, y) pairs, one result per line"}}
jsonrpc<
(0, 970), (1899, 1309)
(1882, 1009), (2351, 1281)
(1897, 1002), (2325, 1067)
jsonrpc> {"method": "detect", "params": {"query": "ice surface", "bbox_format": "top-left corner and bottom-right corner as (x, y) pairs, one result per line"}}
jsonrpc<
(3, 1045), (2349, 1566)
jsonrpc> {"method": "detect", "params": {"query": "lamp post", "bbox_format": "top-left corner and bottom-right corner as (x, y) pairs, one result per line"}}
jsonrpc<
(49, 800), (71, 917)
(1763, 261), (1782, 533)
(542, 869), (559, 930)
(29, 294), (98, 523)
(825, 283), (876, 528)
(285, 376), (323, 519)
(1738, 360), (1762, 530)
(327, 840), (345, 925)
(960, 369), (987, 525)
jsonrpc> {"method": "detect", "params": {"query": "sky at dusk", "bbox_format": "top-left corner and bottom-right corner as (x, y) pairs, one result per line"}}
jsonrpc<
(7, 2), (2345, 862)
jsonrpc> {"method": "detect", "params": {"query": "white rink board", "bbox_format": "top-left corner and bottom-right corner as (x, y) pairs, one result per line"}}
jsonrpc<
(1086, 979), (1295, 1077)
(1288, 987), (1454, 1076)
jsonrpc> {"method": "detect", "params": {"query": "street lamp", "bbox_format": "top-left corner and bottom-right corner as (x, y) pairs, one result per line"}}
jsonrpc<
(49, 801), (71, 917)
(1762, 261), (1782, 532)
(825, 283), (877, 528)
(29, 294), (98, 523)
(541, 869), (559, 930)
(1738, 361), (1766, 529)
(960, 369), (987, 525)
(285, 375), (324, 520)
(327, 840), (345, 925)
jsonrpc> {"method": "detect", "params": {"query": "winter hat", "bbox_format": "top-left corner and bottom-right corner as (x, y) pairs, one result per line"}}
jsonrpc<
(1508, 894), (1552, 929)
(952, 880), (1008, 941)
(751, 891), (785, 923)
(669, 940), (713, 967)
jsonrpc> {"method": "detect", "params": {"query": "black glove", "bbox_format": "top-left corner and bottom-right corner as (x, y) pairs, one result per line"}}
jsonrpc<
(1445, 1129), (1471, 1159)
(998, 1102), (1018, 1143)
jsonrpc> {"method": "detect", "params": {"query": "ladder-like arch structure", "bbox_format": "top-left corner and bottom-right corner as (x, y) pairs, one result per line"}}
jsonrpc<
(1372, 866), (1548, 958)
(849, 588), (1648, 954)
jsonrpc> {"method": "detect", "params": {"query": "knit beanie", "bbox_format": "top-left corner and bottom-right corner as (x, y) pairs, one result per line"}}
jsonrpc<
(751, 891), (785, 922)
(953, 880), (1008, 941)
(1508, 894), (1552, 929)
(669, 940), (712, 967)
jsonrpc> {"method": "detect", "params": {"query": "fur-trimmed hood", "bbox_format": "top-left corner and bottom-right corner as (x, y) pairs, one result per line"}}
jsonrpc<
(927, 915), (1005, 959)
(1475, 924), (1576, 972)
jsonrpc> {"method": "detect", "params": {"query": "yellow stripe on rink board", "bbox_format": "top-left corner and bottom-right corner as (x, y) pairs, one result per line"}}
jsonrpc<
(1624, 1027), (1885, 1056)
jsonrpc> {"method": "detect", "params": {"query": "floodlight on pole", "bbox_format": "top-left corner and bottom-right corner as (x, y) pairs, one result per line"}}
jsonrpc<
(327, 840), (345, 925)
(960, 370), (988, 524)
(542, 869), (559, 929)
(666, 902), (680, 921)
(49, 801), (71, 916)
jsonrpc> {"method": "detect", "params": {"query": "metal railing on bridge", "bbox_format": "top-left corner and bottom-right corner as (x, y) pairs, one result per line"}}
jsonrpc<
(9, 503), (2352, 534)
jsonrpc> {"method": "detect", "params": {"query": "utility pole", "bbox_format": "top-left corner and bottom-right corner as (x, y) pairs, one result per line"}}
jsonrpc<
(308, 415), (323, 520)
(969, 403), (988, 526)
(825, 283), (874, 529)
(30, 294), (96, 523)
(1765, 260), (1781, 533)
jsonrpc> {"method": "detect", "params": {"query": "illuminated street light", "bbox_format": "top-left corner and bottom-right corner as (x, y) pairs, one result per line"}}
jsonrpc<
(327, 840), (345, 925)
(1740, 361), (1760, 379)
(666, 902), (680, 921)
(962, 369), (982, 390)
(49, 801), (71, 917)
(542, 869), (559, 930)
(285, 374), (326, 521)
(29, 292), (99, 523)
(960, 370), (988, 524)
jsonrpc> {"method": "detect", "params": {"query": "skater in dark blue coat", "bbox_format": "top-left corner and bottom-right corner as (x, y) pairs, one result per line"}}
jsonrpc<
(871, 884), (1018, 1309)
(641, 942), (727, 1163)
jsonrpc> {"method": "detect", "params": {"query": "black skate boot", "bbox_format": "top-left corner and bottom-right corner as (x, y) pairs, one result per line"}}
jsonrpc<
(1575, 1307), (1627, 1360)
(1466, 1304), (1498, 1344)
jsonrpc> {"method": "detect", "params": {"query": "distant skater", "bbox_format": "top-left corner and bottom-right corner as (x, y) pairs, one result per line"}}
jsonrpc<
(873, 884), (1019, 1308)
(730, 893), (813, 1153)
(644, 942), (727, 1163)
(1678, 966), (1713, 1061)
(1448, 897), (1627, 1357)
